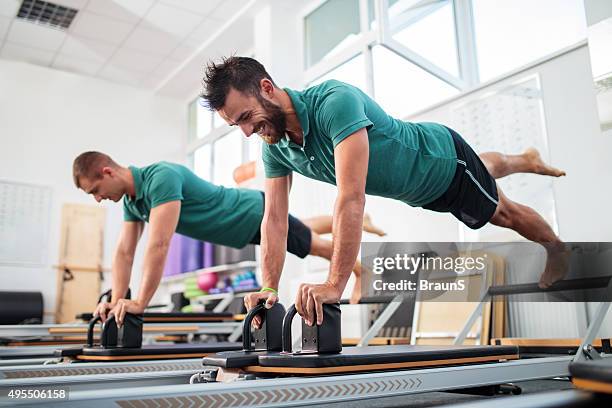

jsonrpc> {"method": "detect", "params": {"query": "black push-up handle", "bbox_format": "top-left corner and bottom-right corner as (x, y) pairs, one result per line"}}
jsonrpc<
(86, 313), (143, 349)
(282, 303), (342, 354)
(87, 315), (102, 347)
(488, 276), (612, 297)
(242, 300), (285, 351)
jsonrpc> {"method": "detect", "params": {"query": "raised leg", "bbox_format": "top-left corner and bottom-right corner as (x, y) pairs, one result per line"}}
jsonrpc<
(489, 187), (569, 288)
(479, 148), (566, 179)
(301, 214), (386, 236)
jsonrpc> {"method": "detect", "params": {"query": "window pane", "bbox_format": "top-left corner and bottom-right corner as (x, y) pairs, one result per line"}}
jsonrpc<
(369, 0), (403, 29)
(390, 0), (458, 77)
(188, 99), (197, 142)
(193, 144), (212, 180)
(473, 0), (587, 81)
(248, 136), (262, 162)
(372, 45), (459, 118)
(213, 111), (225, 129)
(305, 0), (361, 67)
(587, 17), (612, 78)
(309, 54), (367, 91)
(213, 129), (243, 187)
(196, 98), (212, 138)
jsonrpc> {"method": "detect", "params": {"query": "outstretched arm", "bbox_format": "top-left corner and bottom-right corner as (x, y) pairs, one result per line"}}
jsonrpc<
(296, 128), (369, 325)
(95, 220), (143, 321)
(244, 174), (291, 326)
(111, 200), (180, 325)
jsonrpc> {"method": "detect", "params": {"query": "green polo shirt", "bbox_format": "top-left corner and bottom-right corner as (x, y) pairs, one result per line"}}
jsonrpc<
(123, 162), (263, 248)
(261, 80), (457, 207)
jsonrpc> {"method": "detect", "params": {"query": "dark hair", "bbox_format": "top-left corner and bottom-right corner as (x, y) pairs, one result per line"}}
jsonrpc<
(201, 56), (277, 111)
(72, 151), (118, 188)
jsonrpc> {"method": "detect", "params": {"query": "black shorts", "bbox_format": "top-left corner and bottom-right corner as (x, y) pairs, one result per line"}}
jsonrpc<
(249, 193), (312, 258)
(423, 126), (499, 230)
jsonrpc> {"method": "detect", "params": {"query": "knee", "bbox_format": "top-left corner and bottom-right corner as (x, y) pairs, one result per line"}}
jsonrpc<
(309, 234), (330, 258)
(490, 201), (517, 229)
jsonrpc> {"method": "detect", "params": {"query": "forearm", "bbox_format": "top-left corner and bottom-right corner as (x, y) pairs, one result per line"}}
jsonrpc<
(111, 251), (134, 304)
(328, 194), (366, 291)
(136, 241), (171, 307)
(261, 215), (288, 291)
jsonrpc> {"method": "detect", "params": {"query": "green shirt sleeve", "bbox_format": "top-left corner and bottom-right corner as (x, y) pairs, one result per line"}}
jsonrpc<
(148, 166), (184, 208)
(122, 199), (140, 222)
(262, 143), (292, 178)
(317, 87), (373, 148)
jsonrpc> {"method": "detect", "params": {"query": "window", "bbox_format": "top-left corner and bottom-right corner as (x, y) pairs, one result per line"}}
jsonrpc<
(188, 98), (212, 140)
(212, 129), (244, 187)
(372, 45), (459, 118)
(389, 0), (459, 77)
(213, 111), (226, 129)
(193, 144), (212, 180)
(309, 53), (367, 91)
(248, 136), (262, 162)
(473, 0), (587, 81)
(304, 0), (361, 68)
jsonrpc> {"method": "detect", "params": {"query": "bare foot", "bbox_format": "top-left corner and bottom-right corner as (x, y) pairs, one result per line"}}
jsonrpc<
(362, 213), (387, 236)
(524, 148), (566, 177)
(539, 247), (571, 289)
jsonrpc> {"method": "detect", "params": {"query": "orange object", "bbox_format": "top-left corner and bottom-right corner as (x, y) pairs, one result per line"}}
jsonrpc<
(233, 161), (256, 184)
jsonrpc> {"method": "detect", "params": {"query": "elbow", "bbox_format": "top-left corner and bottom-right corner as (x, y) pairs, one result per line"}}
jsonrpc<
(263, 209), (288, 228)
(262, 212), (288, 235)
(338, 191), (366, 208)
(116, 248), (135, 265)
(148, 238), (172, 253)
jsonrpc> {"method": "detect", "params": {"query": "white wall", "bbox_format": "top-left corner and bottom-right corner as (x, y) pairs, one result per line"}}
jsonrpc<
(410, 44), (610, 242)
(409, 44), (612, 337)
(0, 60), (187, 322)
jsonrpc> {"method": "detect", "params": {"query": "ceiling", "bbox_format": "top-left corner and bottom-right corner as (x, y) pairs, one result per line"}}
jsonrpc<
(0, 0), (251, 95)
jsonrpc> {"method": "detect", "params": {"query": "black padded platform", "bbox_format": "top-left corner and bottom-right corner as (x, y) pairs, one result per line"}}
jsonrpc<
(76, 312), (234, 322)
(0, 337), (85, 346)
(570, 358), (612, 383)
(258, 345), (519, 368)
(56, 342), (242, 359)
(84, 342), (241, 356)
(570, 358), (612, 395)
(203, 344), (519, 370)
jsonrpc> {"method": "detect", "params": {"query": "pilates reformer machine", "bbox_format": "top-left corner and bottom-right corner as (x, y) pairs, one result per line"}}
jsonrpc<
(1, 278), (612, 407)
(0, 311), (245, 364)
(1, 271), (608, 408)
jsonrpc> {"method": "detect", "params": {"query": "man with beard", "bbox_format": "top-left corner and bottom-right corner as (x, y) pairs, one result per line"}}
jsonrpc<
(72, 151), (384, 325)
(201, 56), (569, 327)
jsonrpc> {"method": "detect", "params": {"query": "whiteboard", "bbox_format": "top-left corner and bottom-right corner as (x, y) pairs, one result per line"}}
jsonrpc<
(0, 180), (53, 265)
(448, 75), (558, 241)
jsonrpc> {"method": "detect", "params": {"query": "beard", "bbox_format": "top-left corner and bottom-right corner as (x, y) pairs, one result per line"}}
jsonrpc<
(256, 95), (287, 144)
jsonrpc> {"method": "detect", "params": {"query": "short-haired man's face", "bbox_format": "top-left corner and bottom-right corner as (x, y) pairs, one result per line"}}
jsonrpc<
(78, 168), (124, 203)
(219, 87), (286, 144)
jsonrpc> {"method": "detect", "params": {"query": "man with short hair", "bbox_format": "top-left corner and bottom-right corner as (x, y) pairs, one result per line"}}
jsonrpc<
(73, 152), (382, 324)
(201, 56), (568, 326)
